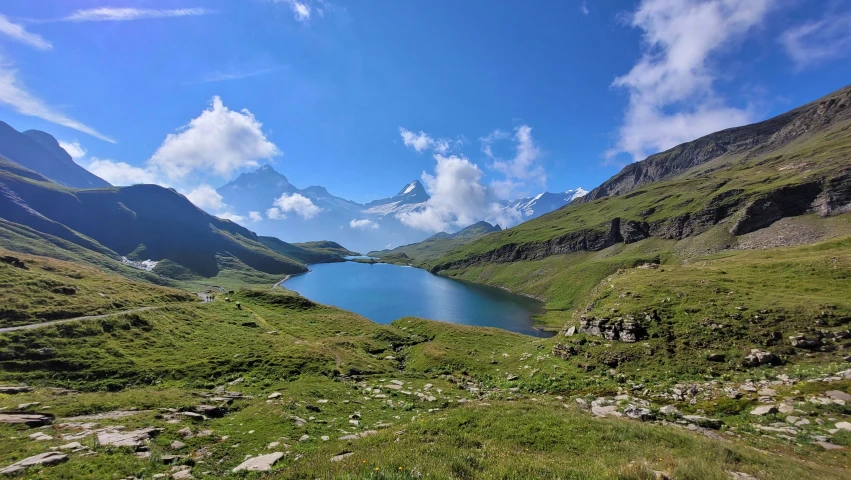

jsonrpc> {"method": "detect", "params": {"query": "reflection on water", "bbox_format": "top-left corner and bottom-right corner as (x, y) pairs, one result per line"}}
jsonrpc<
(284, 261), (552, 337)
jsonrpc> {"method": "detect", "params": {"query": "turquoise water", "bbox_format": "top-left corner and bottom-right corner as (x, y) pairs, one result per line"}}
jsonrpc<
(284, 261), (552, 337)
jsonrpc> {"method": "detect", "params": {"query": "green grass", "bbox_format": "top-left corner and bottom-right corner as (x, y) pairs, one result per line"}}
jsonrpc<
(0, 248), (196, 327)
(430, 118), (851, 268)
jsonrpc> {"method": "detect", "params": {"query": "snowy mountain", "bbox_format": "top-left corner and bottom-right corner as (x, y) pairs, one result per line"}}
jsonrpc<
(215, 165), (585, 253)
(505, 188), (589, 220)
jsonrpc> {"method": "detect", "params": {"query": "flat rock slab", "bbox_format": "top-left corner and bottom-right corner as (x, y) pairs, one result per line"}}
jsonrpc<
(232, 452), (285, 472)
(64, 410), (150, 421)
(826, 390), (851, 402)
(591, 405), (621, 417)
(0, 413), (54, 427)
(750, 405), (778, 416)
(338, 430), (378, 441)
(0, 451), (68, 475)
(97, 427), (162, 448)
(0, 386), (32, 394)
(330, 452), (354, 462)
(814, 441), (844, 450)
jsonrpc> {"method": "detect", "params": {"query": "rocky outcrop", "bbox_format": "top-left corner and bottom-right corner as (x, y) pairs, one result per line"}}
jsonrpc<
(579, 316), (646, 343)
(812, 168), (851, 216)
(0, 451), (68, 475)
(742, 349), (781, 368)
(730, 183), (822, 235)
(583, 85), (851, 202)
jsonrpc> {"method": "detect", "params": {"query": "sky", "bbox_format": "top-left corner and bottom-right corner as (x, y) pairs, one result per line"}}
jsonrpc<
(0, 0), (850, 226)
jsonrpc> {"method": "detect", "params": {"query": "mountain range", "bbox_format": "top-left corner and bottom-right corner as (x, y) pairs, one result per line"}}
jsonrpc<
(216, 165), (586, 253)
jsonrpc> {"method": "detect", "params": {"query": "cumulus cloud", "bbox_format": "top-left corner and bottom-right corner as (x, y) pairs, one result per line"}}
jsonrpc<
(397, 154), (518, 232)
(399, 127), (450, 154)
(148, 96), (280, 180)
(0, 56), (115, 143)
(217, 212), (244, 223)
(350, 219), (378, 230)
(59, 140), (86, 159)
(55, 8), (214, 22)
(267, 193), (322, 220)
(248, 211), (263, 222)
(84, 158), (159, 186)
(0, 13), (51, 50)
(184, 184), (225, 211)
(491, 125), (545, 186)
(780, 12), (851, 69)
(607, 0), (771, 162)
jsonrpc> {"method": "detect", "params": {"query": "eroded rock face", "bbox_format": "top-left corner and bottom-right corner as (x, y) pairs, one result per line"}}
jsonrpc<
(551, 343), (578, 360)
(579, 316), (646, 343)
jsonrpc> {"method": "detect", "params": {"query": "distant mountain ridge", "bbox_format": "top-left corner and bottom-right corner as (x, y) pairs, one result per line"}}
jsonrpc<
(217, 165), (584, 253)
(368, 221), (502, 263)
(0, 121), (110, 189)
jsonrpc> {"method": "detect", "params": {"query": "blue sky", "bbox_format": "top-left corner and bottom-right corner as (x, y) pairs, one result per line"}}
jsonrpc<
(0, 0), (850, 222)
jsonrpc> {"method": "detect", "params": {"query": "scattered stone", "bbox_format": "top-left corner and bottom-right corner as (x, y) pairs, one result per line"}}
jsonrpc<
(172, 466), (194, 479)
(706, 353), (726, 362)
(178, 427), (193, 438)
(0, 452), (68, 475)
(506, 374), (519, 381)
(15, 402), (41, 411)
(579, 316), (646, 343)
(756, 388), (776, 397)
(683, 415), (722, 429)
(384, 384), (403, 391)
(171, 440), (186, 450)
(298, 435), (310, 442)
(834, 421), (851, 431)
(338, 430), (378, 441)
(659, 405), (681, 417)
(55, 442), (85, 451)
(750, 405), (778, 416)
(591, 405), (621, 417)
(330, 452), (354, 462)
(814, 441), (844, 450)
(267, 392), (281, 400)
(728, 472), (758, 480)
(778, 404), (795, 414)
(826, 390), (851, 402)
(0, 413), (54, 427)
(28, 432), (53, 441)
(742, 349), (779, 368)
(161, 455), (188, 464)
(232, 452), (285, 472)
(565, 326), (576, 336)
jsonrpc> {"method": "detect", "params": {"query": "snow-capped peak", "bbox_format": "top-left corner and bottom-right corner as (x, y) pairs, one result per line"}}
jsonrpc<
(402, 182), (417, 194)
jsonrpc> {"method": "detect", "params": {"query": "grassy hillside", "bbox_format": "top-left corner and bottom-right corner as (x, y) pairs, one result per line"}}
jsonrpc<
(0, 249), (195, 328)
(368, 221), (501, 264)
(260, 236), (354, 264)
(2, 257), (851, 478)
(292, 240), (360, 257)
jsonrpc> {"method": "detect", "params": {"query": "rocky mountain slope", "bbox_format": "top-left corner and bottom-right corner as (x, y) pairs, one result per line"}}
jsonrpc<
(505, 188), (588, 220)
(430, 84), (851, 274)
(0, 160), (326, 281)
(583, 85), (851, 202)
(0, 121), (110, 189)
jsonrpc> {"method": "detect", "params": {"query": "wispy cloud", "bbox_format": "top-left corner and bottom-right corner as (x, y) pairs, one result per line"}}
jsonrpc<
(607, 0), (771, 162)
(43, 7), (214, 23)
(0, 13), (51, 50)
(580, 1), (589, 16)
(197, 66), (285, 84)
(780, 12), (851, 69)
(0, 56), (115, 142)
(275, 0), (312, 23)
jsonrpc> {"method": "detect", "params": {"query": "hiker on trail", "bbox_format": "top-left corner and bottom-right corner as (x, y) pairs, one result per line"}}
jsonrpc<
(236, 302), (242, 310)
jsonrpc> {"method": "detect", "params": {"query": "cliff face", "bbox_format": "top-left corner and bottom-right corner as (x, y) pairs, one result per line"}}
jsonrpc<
(583, 85), (851, 202)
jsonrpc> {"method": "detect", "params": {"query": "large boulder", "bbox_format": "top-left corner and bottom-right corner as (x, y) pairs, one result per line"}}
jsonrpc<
(579, 316), (646, 343)
(742, 349), (780, 368)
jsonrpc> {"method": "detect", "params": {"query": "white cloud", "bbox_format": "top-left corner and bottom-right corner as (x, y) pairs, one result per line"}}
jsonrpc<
(780, 12), (851, 69)
(59, 140), (86, 159)
(0, 56), (115, 143)
(607, 0), (771, 162)
(268, 193), (322, 220)
(479, 129), (509, 159)
(198, 67), (284, 83)
(184, 184), (225, 211)
(273, 0), (312, 22)
(399, 127), (450, 154)
(397, 154), (518, 232)
(57, 8), (214, 22)
(0, 13), (51, 50)
(491, 125), (545, 187)
(350, 219), (378, 230)
(217, 212), (244, 223)
(84, 157), (160, 186)
(148, 96), (280, 180)
(580, 1), (589, 15)
(248, 211), (263, 222)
